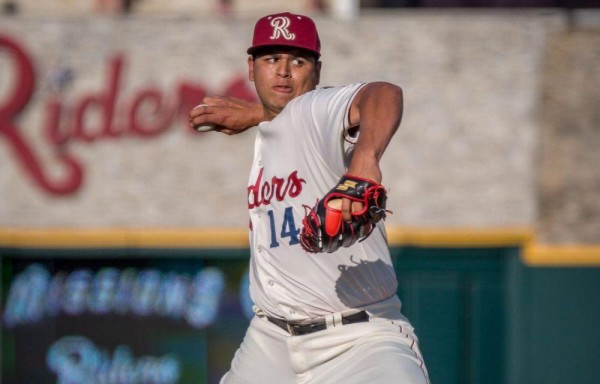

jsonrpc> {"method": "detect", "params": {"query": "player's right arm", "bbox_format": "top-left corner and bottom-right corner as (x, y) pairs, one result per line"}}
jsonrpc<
(188, 96), (263, 135)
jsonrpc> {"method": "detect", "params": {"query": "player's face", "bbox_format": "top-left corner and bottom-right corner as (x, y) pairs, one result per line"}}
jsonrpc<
(249, 48), (321, 120)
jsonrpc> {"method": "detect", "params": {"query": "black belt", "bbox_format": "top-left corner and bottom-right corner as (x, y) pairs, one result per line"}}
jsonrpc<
(266, 310), (369, 336)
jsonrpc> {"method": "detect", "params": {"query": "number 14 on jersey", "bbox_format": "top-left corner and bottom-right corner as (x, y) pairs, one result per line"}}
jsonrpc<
(267, 207), (301, 248)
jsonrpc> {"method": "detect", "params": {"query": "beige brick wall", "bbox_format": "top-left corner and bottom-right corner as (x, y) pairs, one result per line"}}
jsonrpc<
(2, 10), (595, 243)
(537, 30), (600, 244)
(6, 0), (321, 16)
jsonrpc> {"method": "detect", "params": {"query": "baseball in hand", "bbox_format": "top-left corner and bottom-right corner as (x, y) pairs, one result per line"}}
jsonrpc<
(192, 104), (216, 132)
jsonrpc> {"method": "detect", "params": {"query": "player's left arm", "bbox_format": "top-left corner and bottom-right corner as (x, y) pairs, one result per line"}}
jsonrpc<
(343, 82), (403, 221)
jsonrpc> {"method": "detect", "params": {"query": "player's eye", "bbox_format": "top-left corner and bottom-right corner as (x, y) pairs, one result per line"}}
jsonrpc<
(292, 58), (305, 66)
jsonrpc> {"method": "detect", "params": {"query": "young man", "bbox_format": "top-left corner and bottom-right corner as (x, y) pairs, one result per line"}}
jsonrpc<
(189, 12), (429, 384)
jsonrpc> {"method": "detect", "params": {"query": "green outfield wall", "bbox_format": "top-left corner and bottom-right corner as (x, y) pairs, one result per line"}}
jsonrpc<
(1, 229), (598, 384)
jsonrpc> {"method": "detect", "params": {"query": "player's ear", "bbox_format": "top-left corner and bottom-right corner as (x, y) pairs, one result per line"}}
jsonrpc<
(315, 60), (322, 85)
(248, 56), (255, 82)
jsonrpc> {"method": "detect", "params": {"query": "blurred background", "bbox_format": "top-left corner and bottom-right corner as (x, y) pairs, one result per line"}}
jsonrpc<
(1, 0), (599, 383)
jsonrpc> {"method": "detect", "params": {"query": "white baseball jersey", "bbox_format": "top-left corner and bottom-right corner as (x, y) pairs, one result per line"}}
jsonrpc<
(247, 83), (399, 321)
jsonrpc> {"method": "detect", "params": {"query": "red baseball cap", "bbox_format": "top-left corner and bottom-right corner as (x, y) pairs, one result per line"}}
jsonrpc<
(247, 12), (321, 58)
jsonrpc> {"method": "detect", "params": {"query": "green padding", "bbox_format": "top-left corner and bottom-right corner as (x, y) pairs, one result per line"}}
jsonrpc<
(1, 246), (599, 384)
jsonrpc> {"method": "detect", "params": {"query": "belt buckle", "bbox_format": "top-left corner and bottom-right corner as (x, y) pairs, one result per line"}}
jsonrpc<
(287, 320), (318, 336)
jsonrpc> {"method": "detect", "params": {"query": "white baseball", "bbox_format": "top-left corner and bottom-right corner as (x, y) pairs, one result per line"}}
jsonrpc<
(192, 104), (216, 132)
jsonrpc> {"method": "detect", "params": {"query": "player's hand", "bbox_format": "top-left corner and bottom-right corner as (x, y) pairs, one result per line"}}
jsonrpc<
(341, 199), (365, 223)
(188, 96), (262, 135)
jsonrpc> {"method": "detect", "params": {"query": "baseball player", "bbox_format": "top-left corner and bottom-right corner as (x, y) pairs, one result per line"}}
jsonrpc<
(189, 12), (430, 384)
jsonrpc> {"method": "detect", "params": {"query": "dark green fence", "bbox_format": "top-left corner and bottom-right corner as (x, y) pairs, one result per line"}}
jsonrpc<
(1, 245), (599, 383)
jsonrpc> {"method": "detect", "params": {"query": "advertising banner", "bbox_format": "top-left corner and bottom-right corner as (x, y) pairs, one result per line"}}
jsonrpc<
(1, 250), (252, 384)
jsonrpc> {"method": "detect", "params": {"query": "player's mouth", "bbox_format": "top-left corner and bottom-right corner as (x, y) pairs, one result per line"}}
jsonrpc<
(273, 85), (293, 93)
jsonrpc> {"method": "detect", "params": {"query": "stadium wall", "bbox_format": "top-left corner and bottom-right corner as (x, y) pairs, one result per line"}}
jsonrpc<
(1, 8), (600, 384)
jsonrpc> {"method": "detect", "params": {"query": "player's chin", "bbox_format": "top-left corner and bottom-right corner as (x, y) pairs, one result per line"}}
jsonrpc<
(267, 99), (292, 114)
(272, 92), (294, 102)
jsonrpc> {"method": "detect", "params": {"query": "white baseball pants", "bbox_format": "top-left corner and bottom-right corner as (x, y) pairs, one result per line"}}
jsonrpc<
(220, 296), (430, 384)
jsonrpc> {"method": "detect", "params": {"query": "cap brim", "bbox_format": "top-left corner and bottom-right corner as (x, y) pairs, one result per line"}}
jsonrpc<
(247, 43), (320, 58)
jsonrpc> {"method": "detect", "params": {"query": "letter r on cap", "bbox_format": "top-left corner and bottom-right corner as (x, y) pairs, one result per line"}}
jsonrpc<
(270, 17), (296, 41)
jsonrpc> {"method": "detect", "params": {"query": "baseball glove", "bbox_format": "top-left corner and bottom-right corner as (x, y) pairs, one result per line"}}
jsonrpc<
(299, 174), (389, 253)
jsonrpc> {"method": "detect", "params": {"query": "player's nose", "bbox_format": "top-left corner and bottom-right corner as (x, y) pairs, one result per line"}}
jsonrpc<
(276, 60), (292, 78)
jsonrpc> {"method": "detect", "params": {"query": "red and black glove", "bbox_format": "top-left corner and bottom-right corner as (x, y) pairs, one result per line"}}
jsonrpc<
(299, 174), (389, 253)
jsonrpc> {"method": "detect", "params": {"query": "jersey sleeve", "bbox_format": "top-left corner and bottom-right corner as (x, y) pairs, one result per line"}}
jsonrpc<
(288, 83), (366, 176)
